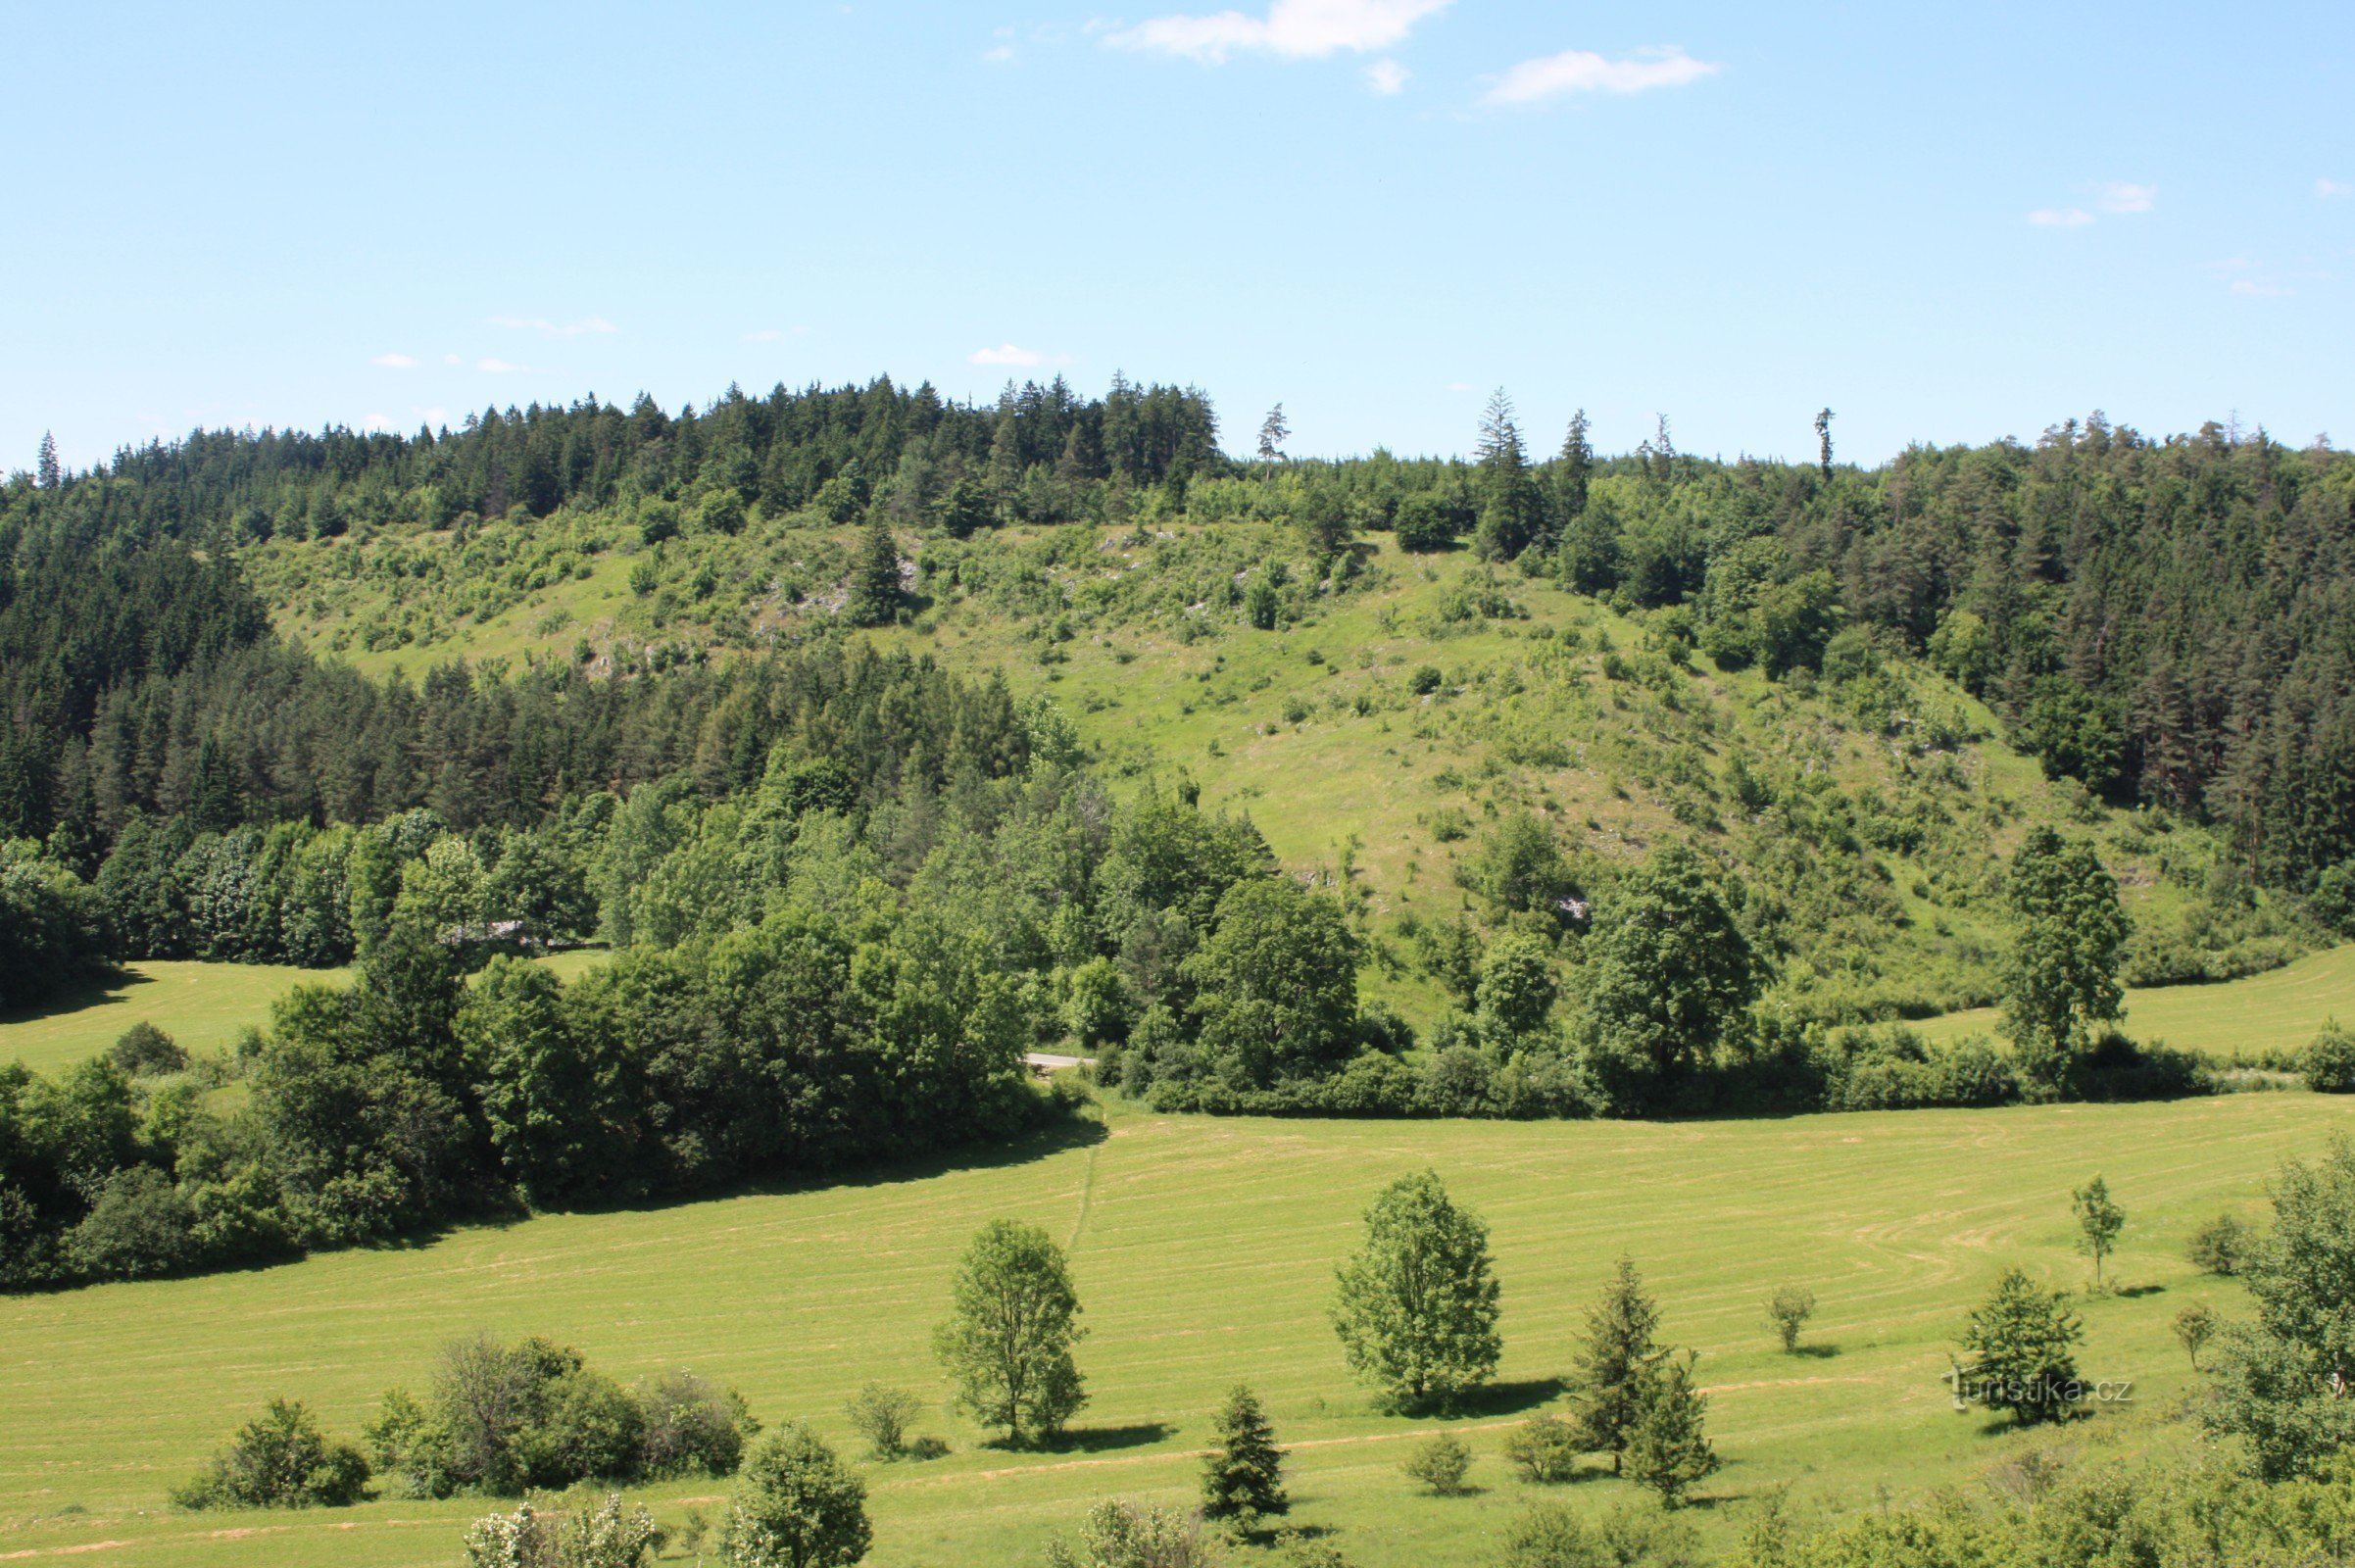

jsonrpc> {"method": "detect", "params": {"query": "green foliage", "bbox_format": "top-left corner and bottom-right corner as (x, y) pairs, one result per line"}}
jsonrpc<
(1400, 1433), (1473, 1494)
(1766, 1285), (1816, 1353)
(172, 1398), (370, 1510)
(846, 518), (904, 627)
(2002, 827), (2130, 1093)
(106, 1022), (184, 1077)
(1568, 1258), (1663, 1470)
(2174, 1302), (2217, 1368)
(1330, 1170), (1502, 1408)
(365, 1334), (748, 1497)
(2302, 1020), (2355, 1093)
(2072, 1176), (2126, 1289)
(717, 1424), (870, 1568)
(1502, 1413), (1582, 1484)
(844, 1383), (924, 1460)
(1045, 1499), (1213, 1568)
(1465, 809), (1570, 920)
(2201, 1134), (2355, 1479)
(1953, 1267), (2085, 1426)
(1578, 845), (1761, 1111)
(2187, 1212), (2254, 1276)
(1181, 879), (1361, 1090)
(1623, 1351), (1717, 1507)
(934, 1218), (1088, 1445)
(1202, 1383), (1288, 1527)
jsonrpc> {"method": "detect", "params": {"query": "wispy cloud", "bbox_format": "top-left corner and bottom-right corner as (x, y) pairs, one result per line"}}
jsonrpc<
(1105, 0), (1450, 63)
(369, 352), (418, 369)
(983, 43), (1016, 61)
(2231, 278), (2291, 298)
(1364, 58), (1408, 94)
(970, 343), (1049, 367)
(1483, 45), (1718, 106)
(487, 315), (619, 338)
(2096, 180), (2156, 215)
(2028, 207), (2095, 228)
(2319, 177), (2353, 199)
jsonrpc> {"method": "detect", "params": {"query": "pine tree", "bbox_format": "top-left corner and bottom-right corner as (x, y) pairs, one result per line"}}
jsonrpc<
(1814, 407), (1836, 480)
(35, 430), (60, 490)
(1201, 1384), (1287, 1528)
(1623, 1352), (1718, 1507)
(1256, 404), (1290, 463)
(846, 518), (905, 627)
(1568, 1257), (1662, 1472)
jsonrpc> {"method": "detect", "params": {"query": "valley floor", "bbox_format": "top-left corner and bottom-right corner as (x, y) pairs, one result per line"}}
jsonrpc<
(3, 1093), (2350, 1567)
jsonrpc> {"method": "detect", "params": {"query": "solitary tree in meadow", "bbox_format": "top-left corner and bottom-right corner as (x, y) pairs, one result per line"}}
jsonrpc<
(2073, 1176), (2126, 1291)
(1954, 1267), (2085, 1427)
(2173, 1303), (2217, 1370)
(1568, 1258), (1664, 1472)
(934, 1219), (1087, 1446)
(1766, 1285), (1817, 1354)
(1201, 1384), (1287, 1530)
(1330, 1170), (1502, 1409)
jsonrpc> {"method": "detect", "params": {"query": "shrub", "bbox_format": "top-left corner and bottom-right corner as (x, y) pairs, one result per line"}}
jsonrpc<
(173, 1399), (370, 1510)
(844, 1383), (923, 1460)
(109, 1022), (186, 1076)
(463, 1493), (659, 1568)
(1502, 1414), (1581, 1484)
(1408, 664), (1445, 696)
(1046, 1499), (1213, 1568)
(1401, 1433), (1472, 1494)
(1766, 1285), (1817, 1353)
(69, 1164), (194, 1278)
(634, 1370), (758, 1479)
(2302, 1021), (2355, 1093)
(718, 1424), (869, 1568)
(2187, 1213), (2253, 1276)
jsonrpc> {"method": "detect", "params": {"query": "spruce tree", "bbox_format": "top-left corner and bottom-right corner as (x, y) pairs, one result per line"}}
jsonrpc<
(1814, 407), (1835, 479)
(1554, 409), (1593, 524)
(1201, 1384), (1287, 1529)
(1473, 389), (1541, 561)
(1953, 1267), (2085, 1426)
(847, 517), (904, 627)
(1568, 1257), (1662, 1472)
(1623, 1352), (1717, 1507)
(35, 430), (61, 490)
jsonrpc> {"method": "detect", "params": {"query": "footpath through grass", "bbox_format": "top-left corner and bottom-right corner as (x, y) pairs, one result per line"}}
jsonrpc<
(1915, 943), (2355, 1060)
(3, 1094), (2350, 1568)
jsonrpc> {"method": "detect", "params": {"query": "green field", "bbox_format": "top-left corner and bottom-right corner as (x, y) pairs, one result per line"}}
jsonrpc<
(1915, 944), (2355, 1060)
(0, 952), (612, 1081)
(3, 1092), (2348, 1567)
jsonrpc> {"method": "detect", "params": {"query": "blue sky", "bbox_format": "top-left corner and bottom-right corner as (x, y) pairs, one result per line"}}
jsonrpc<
(6, 1), (2349, 471)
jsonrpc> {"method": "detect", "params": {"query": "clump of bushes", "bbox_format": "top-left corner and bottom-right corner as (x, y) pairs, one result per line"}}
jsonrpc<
(173, 1399), (370, 1510)
(2187, 1212), (2254, 1276)
(367, 1335), (755, 1497)
(1503, 1414), (1581, 1484)
(2302, 1021), (2355, 1094)
(109, 1022), (186, 1076)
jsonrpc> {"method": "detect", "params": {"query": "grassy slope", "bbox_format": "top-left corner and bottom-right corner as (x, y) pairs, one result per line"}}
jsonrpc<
(0, 951), (610, 1079)
(3, 1094), (2349, 1568)
(1915, 943), (2355, 1060)
(243, 516), (2263, 1030)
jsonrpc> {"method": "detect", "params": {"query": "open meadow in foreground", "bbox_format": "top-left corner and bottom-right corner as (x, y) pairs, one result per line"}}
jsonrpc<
(2, 1092), (2349, 1568)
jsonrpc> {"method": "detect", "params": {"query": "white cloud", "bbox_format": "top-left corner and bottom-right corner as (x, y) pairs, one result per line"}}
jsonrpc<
(983, 43), (1015, 61)
(970, 343), (1048, 367)
(1445, 380), (1474, 393)
(478, 358), (532, 373)
(370, 352), (418, 369)
(1483, 45), (1718, 106)
(2231, 278), (2291, 297)
(2319, 177), (2354, 199)
(487, 315), (619, 338)
(2028, 207), (2095, 228)
(2097, 180), (2156, 215)
(444, 354), (464, 366)
(1364, 58), (1408, 94)
(1105, 0), (1450, 63)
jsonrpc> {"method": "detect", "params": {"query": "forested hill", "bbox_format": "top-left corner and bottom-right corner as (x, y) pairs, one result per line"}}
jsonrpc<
(4, 381), (2354, 1034)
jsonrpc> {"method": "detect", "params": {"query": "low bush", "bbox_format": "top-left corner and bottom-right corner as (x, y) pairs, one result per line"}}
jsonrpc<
(1401, 1434), (1472, 1494)
(2302, 1021), (2355, 1094)
(1503, 1414), (1581, 1484)
(109, 1022), (186, 1076)
(173, 1399), (370, 1510)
